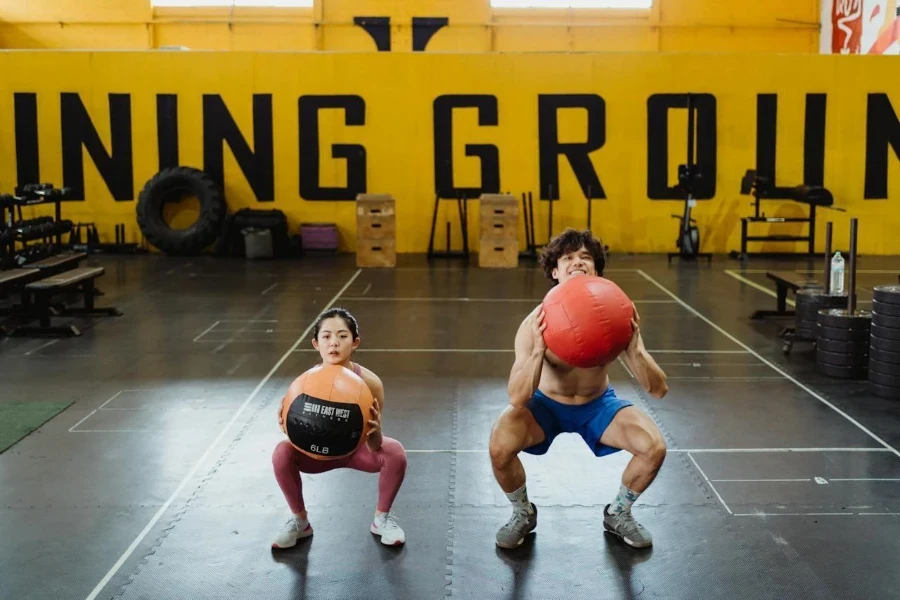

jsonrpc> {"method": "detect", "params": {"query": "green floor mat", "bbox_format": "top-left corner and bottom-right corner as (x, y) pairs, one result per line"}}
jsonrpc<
(0, 401), (73, 454)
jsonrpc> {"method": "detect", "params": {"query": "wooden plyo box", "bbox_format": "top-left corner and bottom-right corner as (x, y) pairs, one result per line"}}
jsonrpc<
(478, 194), (519, 268)
(356, 194), (396, 268)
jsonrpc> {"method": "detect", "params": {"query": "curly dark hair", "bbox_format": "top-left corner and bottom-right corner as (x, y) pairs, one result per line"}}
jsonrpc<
(538, 228), (608, 284)
(311, 307), (360, 340)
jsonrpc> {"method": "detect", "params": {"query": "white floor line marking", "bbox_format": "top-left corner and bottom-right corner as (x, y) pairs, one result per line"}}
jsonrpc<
(192, 320), (220, 343)
(643, 350), (750, 354)
(687, 453), (732, 515)
(724, 269), (797, 306)
(733, 512), (855, 517)
(402, 447), (891, 453)
(830, 478), (900, 482)
(84, 269), (362, 600)
(23, 339), (59, 356)
(339, 297), (675, 303)
(260, 283), (279, 296)
(667, 447), (891, 453)
(735, 269), (899, 275)
(637, 270), (900, 460)
(617, 356), (635, 379)
(69, 392), (125, 432)
(292, 348), (514, 353)
(710, 478), (812, 482)
(664, 376), (786, 381)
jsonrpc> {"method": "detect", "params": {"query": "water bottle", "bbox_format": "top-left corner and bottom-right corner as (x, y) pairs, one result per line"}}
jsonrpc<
(830, 251), (845, 295)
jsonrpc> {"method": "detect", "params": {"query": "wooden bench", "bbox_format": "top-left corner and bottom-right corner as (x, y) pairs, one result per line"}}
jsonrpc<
(28, 251), (86, 273)
(750, 270), (821, 320)
(6, 266), (122, 337)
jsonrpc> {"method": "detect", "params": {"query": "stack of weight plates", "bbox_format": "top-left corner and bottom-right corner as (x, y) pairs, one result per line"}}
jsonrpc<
(795, 288), (846, 340)
(815, 309), (872, 379)
(869, 285), (900, 399)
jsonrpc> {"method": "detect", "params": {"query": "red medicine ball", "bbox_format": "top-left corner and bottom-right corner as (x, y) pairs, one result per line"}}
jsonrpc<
(541, 275), (634, 368)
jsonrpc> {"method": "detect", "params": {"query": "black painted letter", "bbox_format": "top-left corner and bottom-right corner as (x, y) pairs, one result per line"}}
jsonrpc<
(433, 95), (499, 199)
(299, 95), (367, 201)
(755, 93), (827, 197)
(539, 94), (606, 200)
(203, 94), (274, 202)
(157, 94), (179, 171)
(865, 93), (900, 199)
(647, 93), (717, 200)
(14, 93), (39, 188)
(61, 93), (134, 201)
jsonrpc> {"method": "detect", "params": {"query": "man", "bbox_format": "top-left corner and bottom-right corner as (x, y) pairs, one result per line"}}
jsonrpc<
(489, 228), (669, 549)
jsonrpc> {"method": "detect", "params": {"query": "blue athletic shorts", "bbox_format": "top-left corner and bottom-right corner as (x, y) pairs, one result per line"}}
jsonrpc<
(523, 386), (633, 457)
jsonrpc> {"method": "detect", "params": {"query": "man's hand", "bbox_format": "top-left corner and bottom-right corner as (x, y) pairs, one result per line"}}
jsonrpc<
(625, 303), (644, 356)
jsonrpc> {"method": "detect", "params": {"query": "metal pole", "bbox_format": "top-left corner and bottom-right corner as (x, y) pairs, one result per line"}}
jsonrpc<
(824, 222), (832, 293)
(848, 218), (858, 315)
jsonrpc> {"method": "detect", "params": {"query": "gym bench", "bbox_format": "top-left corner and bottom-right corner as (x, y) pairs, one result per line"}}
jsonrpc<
(750, 270), (819, 320)
(6, 266), (122, 337)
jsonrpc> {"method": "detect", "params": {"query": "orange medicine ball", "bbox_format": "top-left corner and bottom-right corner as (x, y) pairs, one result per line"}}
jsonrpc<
(280, 364), (375, 460)
(541, 275), (634, 368)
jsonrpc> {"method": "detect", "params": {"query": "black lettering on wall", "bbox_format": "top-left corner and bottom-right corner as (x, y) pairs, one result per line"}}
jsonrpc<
(157, 94), (179, 171)
(354, 17), (391, 51)
(299, 95), (367, 201)
(412, 17), (449, 51)
(647, 93), (716, 200)
(14, 93), (39, 187)
(61, 93), (134, 201)
(865, 93), (900, 199)
(538, 94), (606, 200)
(203, 94), (274, 202)
(756, 93), (827, 197)
(433, 95), (499, 199)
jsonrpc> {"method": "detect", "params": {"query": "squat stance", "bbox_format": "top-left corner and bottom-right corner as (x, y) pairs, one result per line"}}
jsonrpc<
(490, 228), (669, 549)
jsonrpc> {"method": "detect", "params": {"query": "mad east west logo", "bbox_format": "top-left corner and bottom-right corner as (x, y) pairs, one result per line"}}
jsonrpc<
(9, 91), (900, 203)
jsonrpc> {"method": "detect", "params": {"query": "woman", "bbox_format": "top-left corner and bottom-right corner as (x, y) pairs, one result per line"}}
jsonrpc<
(272, 307), (408, 548)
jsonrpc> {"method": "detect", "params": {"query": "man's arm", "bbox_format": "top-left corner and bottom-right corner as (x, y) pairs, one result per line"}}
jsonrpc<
(507, 307), (547, 408)
(622, 305), (668, 399)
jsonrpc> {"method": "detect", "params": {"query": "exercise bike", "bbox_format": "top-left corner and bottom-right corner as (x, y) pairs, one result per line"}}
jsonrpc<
(668, 93), (711, 264)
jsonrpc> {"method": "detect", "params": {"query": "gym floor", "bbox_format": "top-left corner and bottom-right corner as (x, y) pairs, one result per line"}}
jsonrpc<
(2, 253), (900, 600)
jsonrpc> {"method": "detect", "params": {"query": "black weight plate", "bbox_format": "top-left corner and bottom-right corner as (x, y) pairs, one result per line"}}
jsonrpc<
(817, 338), (870, 354)
(869, 346), (900, 365)
(869, 358), (899, 375)
(872, 313), (900, 329)
(816, 349), (868, 367)
(869, 372), (900, 389)
(867, 380), (900, 399)
(871, 335), (900, 352)
(816, 309), (872, 330)
(816, 325), (871, 342)
(871, 324), (900, 341)
(873, 285), (900, 305)
(796, 325), (818, 340)
(816, 362), (867, 379)
(872, 299), (900, 317)
(796, 289), (852, 307)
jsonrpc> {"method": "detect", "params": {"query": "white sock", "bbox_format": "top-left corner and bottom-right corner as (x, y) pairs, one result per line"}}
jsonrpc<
(505, 483), (533, 512)
(608, 483), (641, 516)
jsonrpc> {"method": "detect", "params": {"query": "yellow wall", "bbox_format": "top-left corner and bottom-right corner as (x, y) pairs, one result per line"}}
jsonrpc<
(1, 50), (898, 255)
(0, 0), (820, 53)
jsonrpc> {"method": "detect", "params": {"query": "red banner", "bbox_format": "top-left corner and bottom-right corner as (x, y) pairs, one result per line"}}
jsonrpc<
(832, 0), (863, 53)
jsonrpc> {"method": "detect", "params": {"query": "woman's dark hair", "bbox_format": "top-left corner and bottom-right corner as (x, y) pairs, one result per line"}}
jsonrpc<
(312, 307), (360, 340)
(538, 228), (608, 284)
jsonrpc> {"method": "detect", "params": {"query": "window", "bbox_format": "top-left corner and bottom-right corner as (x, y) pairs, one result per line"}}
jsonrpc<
(491, 1), (651, 7)
(152, 0), (312, 6)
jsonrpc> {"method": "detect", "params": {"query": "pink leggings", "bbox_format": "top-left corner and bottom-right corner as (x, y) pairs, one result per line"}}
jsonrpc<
(272, 437), (408, 514)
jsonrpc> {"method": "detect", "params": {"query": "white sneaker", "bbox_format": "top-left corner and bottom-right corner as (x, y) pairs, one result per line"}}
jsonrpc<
(271, 516), (313, 549)
(370, 512), (405, 546)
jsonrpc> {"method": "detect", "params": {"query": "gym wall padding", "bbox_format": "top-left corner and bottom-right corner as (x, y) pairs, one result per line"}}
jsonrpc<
(0, 50), (898, 255)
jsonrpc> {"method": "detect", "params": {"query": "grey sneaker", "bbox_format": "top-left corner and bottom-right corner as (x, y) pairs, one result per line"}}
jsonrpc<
(603, 504), (652, 548)
(496, 503), (537, 549)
